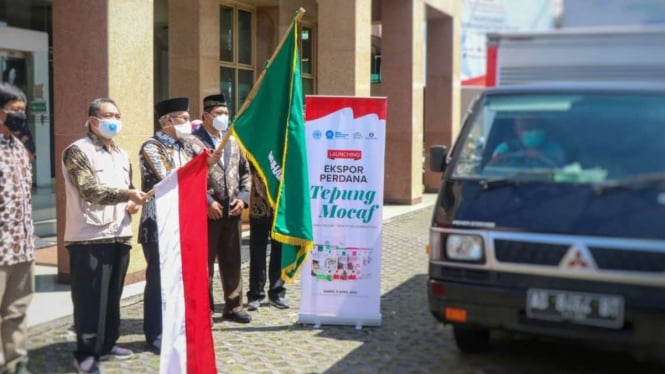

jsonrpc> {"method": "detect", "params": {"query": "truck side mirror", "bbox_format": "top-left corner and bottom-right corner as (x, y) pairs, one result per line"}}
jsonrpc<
(429, 145), (448, 172)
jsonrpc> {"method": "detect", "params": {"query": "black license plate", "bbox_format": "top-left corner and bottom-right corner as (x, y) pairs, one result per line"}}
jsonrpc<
(526, 288), (624, 329)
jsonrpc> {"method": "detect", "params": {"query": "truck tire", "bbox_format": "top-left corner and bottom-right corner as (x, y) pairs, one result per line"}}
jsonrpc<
(453, 325), (491, 353)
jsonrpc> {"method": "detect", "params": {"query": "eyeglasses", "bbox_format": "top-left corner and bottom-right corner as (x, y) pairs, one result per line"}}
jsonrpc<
(98, 112), (122, 120)
(168, 114), (190, 123)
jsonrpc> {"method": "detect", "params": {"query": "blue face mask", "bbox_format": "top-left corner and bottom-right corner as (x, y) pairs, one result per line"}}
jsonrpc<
(521, 130), (545, 148)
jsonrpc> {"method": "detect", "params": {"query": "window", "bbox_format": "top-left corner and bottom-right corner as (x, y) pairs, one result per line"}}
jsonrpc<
(452, 92), (665, 184)
(300, 24), (315, 97)
(371, 34), (381, 83)
(220, 5), (255, 119)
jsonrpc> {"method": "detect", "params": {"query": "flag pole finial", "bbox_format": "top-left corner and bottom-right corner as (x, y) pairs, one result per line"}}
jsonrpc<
(295, 7), (306, 20)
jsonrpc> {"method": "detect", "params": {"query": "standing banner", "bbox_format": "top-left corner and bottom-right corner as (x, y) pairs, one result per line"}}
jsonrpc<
(299, 96), (387, 328)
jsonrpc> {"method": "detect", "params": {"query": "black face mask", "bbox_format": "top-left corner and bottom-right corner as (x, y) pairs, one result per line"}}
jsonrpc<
(4, 111), (27, 132)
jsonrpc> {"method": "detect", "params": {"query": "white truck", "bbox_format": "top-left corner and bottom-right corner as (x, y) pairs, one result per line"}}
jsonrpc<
(428, 26), (665, 359)
(484, 26), (665, 87)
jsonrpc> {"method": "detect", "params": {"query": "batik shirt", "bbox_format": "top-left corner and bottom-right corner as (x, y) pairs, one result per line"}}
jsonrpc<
(62, 132), (134, 246)
(185, 127), (251, 207)
(138, 131), (190, 244)
(249, 164), (273, 223)
(0, 133), (35, 265)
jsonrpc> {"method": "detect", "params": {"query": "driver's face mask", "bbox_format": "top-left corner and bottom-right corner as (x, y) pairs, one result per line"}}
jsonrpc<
(521, 130), (545, 148)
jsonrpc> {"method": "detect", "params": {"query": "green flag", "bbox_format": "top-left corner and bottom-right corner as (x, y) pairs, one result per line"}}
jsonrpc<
(231, 13), (313, 282)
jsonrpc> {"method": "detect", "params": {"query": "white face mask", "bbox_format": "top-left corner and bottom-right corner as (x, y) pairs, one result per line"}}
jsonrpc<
(212, 114), (229, 132)
(174, 122), (192, 139)
(96, 118), (122, 139)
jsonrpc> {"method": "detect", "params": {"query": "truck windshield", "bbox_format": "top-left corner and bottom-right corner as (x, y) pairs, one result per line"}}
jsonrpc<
(451, 92), (665, 184)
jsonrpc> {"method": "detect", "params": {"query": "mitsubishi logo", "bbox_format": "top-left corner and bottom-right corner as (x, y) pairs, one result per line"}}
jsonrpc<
(568, 251), (588, 268)
(559, 244), (596, 270)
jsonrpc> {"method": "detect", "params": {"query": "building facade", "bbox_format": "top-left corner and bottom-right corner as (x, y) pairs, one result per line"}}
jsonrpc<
(1, 0), (461, 282)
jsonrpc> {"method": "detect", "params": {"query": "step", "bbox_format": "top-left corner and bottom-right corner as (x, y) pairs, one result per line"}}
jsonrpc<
(32, 192), (55, 209)
(34, 235), (56, 249)
(32, 206), (56, 222)
(34, 219), (57, 238)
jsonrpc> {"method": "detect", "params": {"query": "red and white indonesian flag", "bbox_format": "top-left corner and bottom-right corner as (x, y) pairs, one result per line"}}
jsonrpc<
(154, 152), (216, 374)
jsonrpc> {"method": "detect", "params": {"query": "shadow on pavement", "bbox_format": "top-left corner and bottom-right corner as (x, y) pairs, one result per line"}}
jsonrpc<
(316, 274), (664, 374)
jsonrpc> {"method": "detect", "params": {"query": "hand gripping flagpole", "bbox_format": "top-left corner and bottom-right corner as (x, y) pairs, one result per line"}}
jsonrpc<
(214, 7), (306, 156)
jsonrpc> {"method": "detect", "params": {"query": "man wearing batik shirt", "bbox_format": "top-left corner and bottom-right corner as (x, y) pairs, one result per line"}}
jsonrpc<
(62, 98), (147, 374)
(183, 93), (252, 324)
(138, 97), (221, 354)
(0, 83), (33, 374)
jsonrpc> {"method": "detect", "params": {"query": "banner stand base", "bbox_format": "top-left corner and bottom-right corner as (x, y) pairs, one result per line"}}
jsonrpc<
(298, 314), (382, 329)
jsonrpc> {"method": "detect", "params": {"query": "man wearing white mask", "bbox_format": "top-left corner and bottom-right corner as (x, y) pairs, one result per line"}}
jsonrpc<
(62, 98), (147, 373)
(138, 97), (222, 353)
(139, 97), (191, 354)
(187, 93), (252, 324)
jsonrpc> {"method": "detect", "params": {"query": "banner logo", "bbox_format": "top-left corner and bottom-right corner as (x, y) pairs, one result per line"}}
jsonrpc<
(328, 149), (362, 160)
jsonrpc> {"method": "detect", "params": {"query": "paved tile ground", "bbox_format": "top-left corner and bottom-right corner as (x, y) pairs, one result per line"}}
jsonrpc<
(27, 208), (665, 373)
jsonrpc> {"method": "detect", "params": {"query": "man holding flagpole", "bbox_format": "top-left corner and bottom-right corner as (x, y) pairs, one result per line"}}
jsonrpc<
(186, 93), (252, 324)
(138, 97), (222, 354)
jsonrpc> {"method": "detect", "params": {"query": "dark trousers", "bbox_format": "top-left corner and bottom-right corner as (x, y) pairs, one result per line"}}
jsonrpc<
(208, 215), (243, 313)
(247, 218), (285, 302)
(67, 243), (130, 361)
(141, 242), (161, 343)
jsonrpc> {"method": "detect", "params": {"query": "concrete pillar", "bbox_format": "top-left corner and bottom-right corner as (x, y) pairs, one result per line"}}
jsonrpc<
(317, 0), (372, 96)
(381, 0), (425, 204)
(168, 0), (220, 118)
(53, 0), (153, 282)
(424, 13), (456, 192)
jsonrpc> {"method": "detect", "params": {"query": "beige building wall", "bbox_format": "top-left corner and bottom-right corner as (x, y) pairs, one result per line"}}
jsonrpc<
(53, 0), (154, 282)
(425, 0), (462, 143)
(317, 0), (372, 96)
(380, 0), (461, 200)
(50, 0), (460, 282)
(381, 0), (425, 204)
(423, 3), (461, 192)
(169, 0), (221, 118)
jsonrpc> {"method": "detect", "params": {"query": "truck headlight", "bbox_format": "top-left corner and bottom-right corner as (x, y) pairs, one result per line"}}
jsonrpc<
(445, 234), (484, 262)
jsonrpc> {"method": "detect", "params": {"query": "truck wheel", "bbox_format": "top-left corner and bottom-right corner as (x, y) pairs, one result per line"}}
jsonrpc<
(453, 325), (491, 353)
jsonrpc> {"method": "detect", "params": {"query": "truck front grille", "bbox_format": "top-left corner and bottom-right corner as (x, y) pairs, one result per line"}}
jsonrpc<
(589, 247), (665, 273)
(494, 240), (568, 266)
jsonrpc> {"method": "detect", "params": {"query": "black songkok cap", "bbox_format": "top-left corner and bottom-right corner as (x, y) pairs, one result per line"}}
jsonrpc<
(155, 97), (189, 119)
(203, 94), (227, 111)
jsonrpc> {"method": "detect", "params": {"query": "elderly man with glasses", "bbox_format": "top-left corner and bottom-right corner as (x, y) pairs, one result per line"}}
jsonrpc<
(139, 97), (191, 355)
(138, 97), (222, 354)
